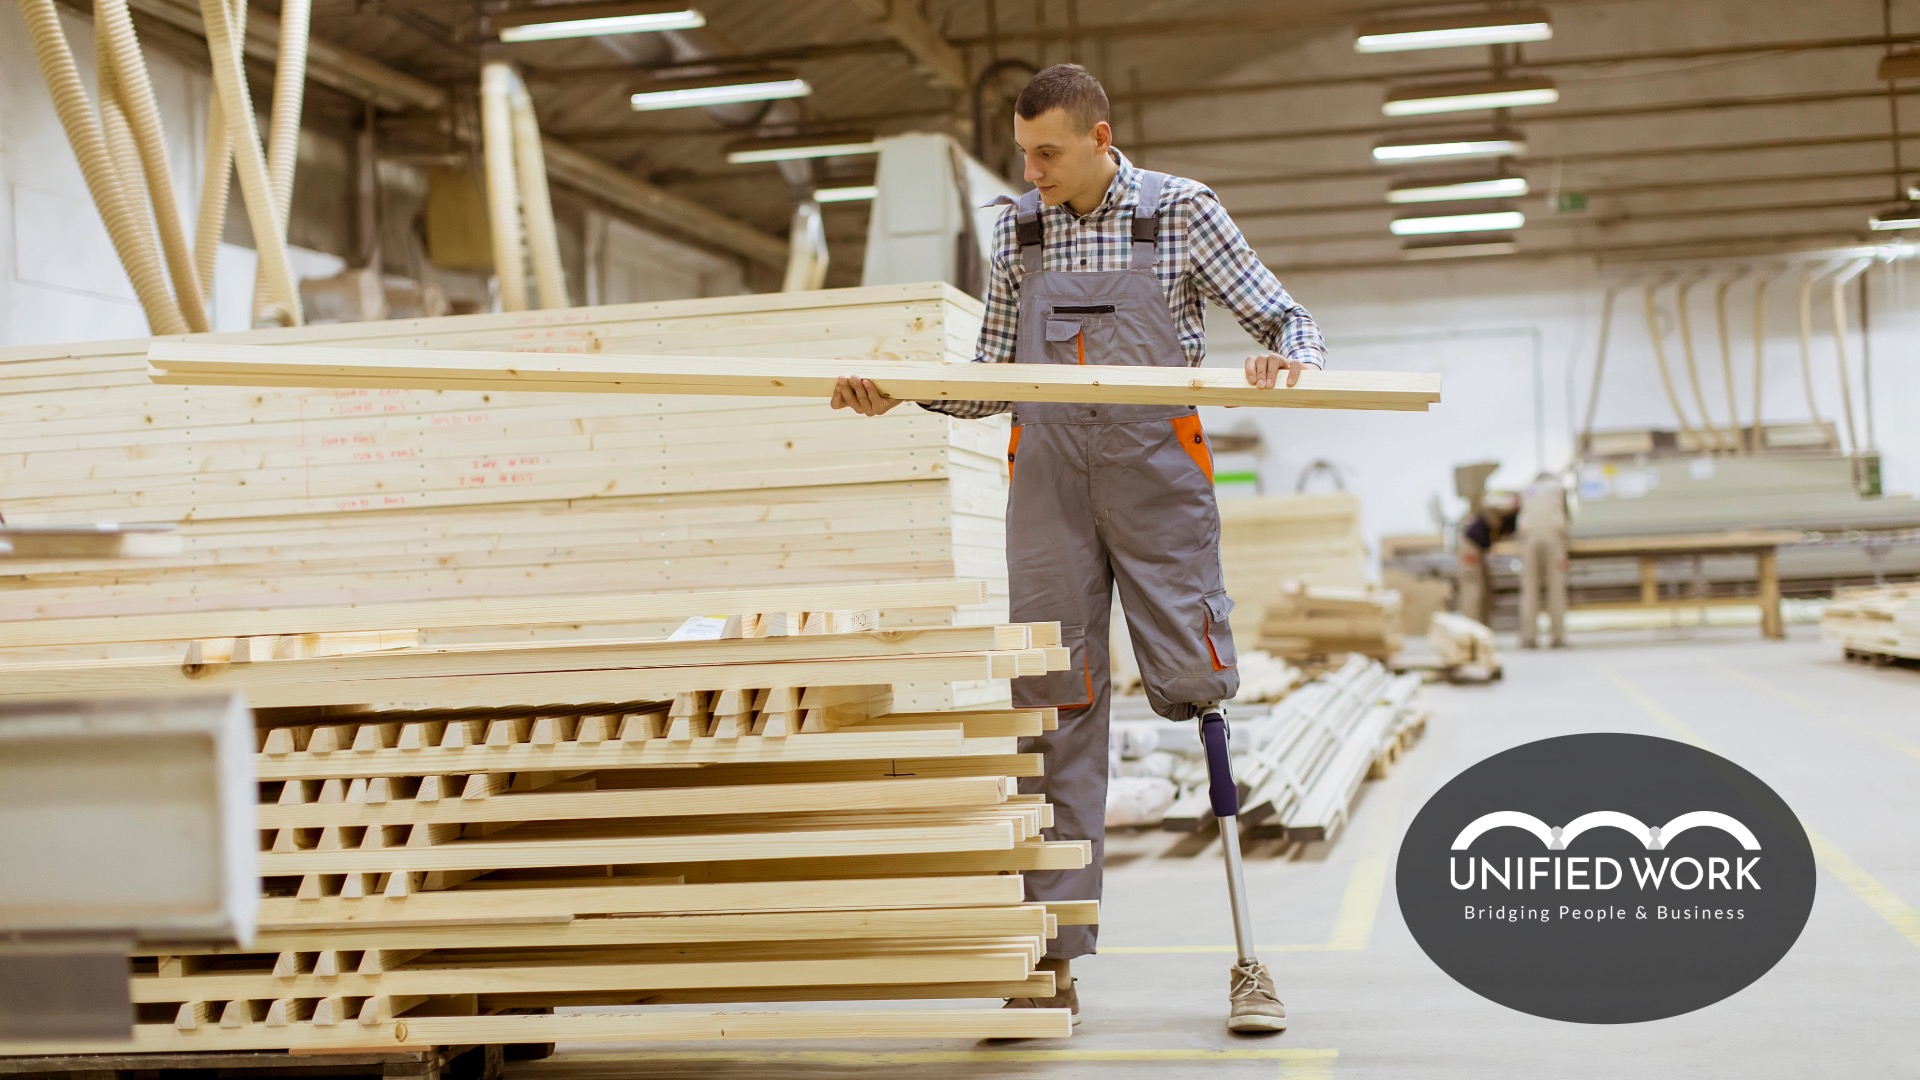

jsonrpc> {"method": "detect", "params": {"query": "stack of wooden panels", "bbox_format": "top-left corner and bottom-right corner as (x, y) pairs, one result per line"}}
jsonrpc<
(1236, 657), (1425, 842)
(1822, 585), (1920, 662)
(1157, 656), (1424, 840)
(1258, 583), (1404, 662)
(0, 586), (1084, 1054)
(1215, 494), (1368, 648)
(0, 283), (1006, 712)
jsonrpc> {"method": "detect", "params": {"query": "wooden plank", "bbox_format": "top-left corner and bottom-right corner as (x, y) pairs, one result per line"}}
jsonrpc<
(127, 950), (1038, 1002)
(0, 652), (1026, 706)
(245, 729), (1007, 782)
(1565, 529), (1802, 557)
(254, 874), (1025, 929)
(253, 819), (1019, 874)
(0, 579), (990, 649)
(146, 343), (1443, 412)
(0, 1007), (1070, 1054)
(253, 775), (1009, 829)
(167, 904), (1053, 954)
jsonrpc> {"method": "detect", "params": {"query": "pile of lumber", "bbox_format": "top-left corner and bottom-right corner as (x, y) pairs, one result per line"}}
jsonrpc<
(0, 284), (1009, 713)
(1427, 612), (1501, 677)
(1823, 585), (1920, 663)
(1258, 583), (1404, 662)
(0, 581), (1086, 1054)
(1216, 494), (1368, 647)
(1113, 657), (1425, 840)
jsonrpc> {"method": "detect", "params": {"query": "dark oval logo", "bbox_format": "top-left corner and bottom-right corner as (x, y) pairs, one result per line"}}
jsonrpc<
(1395, 733), (1815, 1024)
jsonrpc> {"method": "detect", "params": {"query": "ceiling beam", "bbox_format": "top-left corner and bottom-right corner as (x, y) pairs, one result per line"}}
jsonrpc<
(1242, 195), (1891, 247)
(842, 0), (968, 92)
(104, 0), (785, 267)
(1138, 86), (1920, 153)
(1268, 228), (1882, 275)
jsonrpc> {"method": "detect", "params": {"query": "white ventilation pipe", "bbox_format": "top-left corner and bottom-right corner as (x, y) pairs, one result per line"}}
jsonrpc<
(1711, 270), (1747, 453)
(191, 0), (243, 302)
(198, 0), (302, 324)
(507, 70), (566, 308)
(782, 200), (830, 292)
(1673, 274), (1730, 452)
(480, 60), (528, 312)
(1642, 279), (1704, 450)
(16, 0), (185, 334)
(1794, 266), (1836, 450)
(96, 0), (210, 331)
(1829, 258), (1873, 456)
(1575, 284), (1617, 459)
(251, 0), (310, 323)
(1749, 270), (1787, 454)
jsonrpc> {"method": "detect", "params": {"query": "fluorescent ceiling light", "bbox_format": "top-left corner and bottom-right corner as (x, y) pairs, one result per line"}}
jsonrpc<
(497, 2), (703, 42)
(1391, 210), (1526, 236)
(1387, 174), (1529, 203)
(1869, 203), (1920, 230)
(725, 134), (879, 164)
(1373, 136), (1525, 163)
(1402, 235), (1521, 260)
(1356, 9), (1552, 53)
(1383, 78), (1558, 117)
(815, 185), (878, 203)
(631, 75), (811, 112)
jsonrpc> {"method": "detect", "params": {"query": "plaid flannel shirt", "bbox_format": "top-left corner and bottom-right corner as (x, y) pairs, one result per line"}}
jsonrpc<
(920, 148), (1326, 419)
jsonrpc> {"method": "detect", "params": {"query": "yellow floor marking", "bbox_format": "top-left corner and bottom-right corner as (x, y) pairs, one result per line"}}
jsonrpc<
(1596, 662), (1920, 952)
(1709, 660), (1920, 764)
(1105, 760), (1411, 957)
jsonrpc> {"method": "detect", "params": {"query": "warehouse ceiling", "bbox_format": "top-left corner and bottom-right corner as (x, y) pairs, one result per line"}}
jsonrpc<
(173, 0), (1920, 278)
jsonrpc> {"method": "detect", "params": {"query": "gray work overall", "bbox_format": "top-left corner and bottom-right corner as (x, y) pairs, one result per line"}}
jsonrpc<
(1004, 171), (1241, 960)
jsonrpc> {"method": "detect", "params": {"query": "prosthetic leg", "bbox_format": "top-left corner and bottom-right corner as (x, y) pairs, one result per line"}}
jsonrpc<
(1198, 704), (1287, 1033)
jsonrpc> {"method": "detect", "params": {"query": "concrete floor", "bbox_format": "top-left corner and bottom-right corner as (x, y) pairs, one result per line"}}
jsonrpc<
(518, 626), (1920, 1079)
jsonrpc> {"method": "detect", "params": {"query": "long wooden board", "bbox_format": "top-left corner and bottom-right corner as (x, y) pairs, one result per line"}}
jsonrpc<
(0, 579), (990, 649)
(146, 343), (1443, 411)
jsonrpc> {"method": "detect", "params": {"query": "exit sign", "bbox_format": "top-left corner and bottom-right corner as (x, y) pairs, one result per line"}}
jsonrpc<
(1554, 192), (1589, 213)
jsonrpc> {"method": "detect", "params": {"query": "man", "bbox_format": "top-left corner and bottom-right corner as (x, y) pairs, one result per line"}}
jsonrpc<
(1514, 473), (1570, 648)
(830, 64), (1324, 1034)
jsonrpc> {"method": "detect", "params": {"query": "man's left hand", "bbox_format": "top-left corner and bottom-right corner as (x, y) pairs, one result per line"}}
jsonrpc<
(1245, 352), (1310, 389)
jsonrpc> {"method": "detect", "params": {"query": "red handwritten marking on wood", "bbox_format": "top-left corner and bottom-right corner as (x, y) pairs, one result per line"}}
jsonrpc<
(430, 413), (493, 427)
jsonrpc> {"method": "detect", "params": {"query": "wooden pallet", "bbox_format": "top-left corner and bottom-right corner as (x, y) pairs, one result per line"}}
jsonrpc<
(1823, 584), (1920, 666)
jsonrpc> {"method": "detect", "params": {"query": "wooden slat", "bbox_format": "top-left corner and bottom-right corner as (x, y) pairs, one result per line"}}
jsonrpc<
(0, 579), (989, 649)
(146, 343), (1443, 412)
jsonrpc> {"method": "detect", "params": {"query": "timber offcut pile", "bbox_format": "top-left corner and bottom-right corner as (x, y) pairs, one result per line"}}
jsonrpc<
(0, 580), (1084, 1053)
(1425, 612), (1502, 681)
(1216, 494), (1368, 648)
(1823, 585), (1920, 664)
(1258, 583), (1404, 663)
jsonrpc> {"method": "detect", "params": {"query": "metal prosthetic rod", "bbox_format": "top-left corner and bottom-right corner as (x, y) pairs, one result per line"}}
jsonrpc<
(1199, 706), (1258, 965)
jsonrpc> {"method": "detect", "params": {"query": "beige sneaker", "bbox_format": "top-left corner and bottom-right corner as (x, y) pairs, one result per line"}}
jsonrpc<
(1001, 957), (1079, 1029)
(1226, 959), (1287, 1034)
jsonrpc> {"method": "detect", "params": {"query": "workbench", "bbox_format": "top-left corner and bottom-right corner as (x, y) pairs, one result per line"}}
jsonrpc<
(1559, 530), (1802, 639)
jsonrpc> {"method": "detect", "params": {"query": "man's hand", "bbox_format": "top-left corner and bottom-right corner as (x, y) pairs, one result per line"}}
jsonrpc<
(1245, 352), (1310, 389)
(832, 376), (903, 416)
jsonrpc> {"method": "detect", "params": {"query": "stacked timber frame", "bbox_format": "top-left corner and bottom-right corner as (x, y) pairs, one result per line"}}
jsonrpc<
(0, 284), (1009, 712)
(0, 580), (1083, 1050)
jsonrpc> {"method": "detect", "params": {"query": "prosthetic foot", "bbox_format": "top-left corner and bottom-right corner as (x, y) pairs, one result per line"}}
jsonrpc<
(1198, 705), (1289, 1034)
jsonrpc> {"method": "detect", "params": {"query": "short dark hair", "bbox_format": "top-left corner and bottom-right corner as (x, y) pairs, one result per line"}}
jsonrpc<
(1015, 64), (1110, 132)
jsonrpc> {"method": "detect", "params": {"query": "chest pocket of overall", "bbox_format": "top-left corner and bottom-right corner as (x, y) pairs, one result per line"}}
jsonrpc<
(1042, 304), (1118, 366)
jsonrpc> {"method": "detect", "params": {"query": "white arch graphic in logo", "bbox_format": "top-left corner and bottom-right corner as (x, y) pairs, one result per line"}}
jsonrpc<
(1449, 810), (1761, 851)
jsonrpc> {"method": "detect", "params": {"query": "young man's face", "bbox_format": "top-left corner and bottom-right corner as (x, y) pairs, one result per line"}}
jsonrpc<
(1013, 108), (1114, 208)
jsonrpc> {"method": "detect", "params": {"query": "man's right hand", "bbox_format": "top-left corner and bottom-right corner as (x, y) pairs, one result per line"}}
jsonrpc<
(832, 376), (904, 416)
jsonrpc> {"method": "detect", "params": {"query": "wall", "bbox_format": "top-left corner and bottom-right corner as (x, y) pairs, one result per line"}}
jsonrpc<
(1198, 254), (1920, 570)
